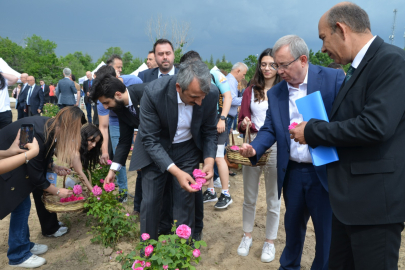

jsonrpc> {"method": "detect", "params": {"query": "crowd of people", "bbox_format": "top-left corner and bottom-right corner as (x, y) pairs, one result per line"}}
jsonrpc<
(1, 2), (405, 269)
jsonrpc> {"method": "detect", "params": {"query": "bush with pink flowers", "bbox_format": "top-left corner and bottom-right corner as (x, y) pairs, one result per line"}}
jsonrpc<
(117, 223), (206, 270)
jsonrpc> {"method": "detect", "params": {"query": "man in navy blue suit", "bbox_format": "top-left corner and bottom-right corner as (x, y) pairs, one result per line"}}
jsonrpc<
(240, 35), (344, 270)
(138, 39), (178, 83)
(25, 76), (44, 116)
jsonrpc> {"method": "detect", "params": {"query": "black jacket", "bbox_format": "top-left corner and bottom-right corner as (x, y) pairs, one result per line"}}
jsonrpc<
(138, 67), (179, 83)
(0, 116), (54, 219)
(305, 36), (405, 225)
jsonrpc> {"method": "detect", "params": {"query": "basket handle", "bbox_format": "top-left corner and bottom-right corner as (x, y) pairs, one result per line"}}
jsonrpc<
(244, 127), (251, 144)
(63, 175), (67, 188)
(230, 130), (235, 146)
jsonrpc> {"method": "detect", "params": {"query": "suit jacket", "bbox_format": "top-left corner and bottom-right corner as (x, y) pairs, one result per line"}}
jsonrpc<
(250, 63), (345, 198)
(83, 79), (93, 103)
(138, 67), (179, 83)
(111, 83), (145, 166)
(56, 77), (77, 105)
(27, 85), (44, 114)
(42, 84), (50, 103)
(129, 75), (218, 172)
(305, 36), (405, 225)
(0, 116), (53, 220)
(17, 83), (29, 109)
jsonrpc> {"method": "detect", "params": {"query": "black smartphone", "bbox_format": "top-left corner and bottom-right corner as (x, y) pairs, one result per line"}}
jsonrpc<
(19, 124), (35, 149)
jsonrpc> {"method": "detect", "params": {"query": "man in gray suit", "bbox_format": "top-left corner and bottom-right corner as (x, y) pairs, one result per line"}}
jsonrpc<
(55, 68), (80, 109)
(129, 60), (218, 240)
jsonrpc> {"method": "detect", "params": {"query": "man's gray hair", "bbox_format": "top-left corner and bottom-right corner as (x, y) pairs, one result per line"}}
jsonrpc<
(231, 62), (248, 71)
(327, 3), (370, 33)
(63, 68), (72, 76)
(177, 60), (211, 94)
(273, 35), (309, 59)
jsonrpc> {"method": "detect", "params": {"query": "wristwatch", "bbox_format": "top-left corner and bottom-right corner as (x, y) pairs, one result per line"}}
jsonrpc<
(220, 115), (226, 121)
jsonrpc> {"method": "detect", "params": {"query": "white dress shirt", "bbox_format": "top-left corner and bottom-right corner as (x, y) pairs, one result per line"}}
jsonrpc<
(110, 90), (133, 171)
(167, 92), (194, 170)
(0, 78), (10, 112)
(288, 70), (312, 163)
(351, 35), (376, 68)
(26, 85), (35, 106)
(158, 66), (175, 77)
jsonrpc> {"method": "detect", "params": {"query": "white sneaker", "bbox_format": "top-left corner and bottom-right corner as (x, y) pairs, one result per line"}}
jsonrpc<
(30, 244), (48, 255)
(58, 221), (64, 227)
(261, 242), (276, 263)
(9, 255), (46, 268)
(213, 178), (222, 188)
(237, 234), (252, 256)
(46, 226), (68, 237)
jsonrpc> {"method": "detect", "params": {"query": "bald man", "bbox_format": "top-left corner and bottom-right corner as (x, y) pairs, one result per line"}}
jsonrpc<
(17, 73), (29, 119)
(25, 76), (44, 116)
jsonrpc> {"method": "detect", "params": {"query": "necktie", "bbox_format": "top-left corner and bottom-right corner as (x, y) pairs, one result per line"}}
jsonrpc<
(159, 74), (170, 78)
(89, 80), (92, 88)
(345, 66), (356, 83)
(42, 85), (44, 92)
(128, 105), (137, 116)
(27, 87), (33, 105)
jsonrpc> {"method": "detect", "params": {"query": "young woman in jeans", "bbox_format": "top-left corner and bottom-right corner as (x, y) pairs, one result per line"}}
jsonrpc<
(0, 106), (85, 268)
(237, 48), (281, 263)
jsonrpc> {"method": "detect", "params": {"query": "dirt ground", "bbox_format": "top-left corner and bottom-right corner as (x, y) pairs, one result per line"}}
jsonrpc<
(1, 108), (405, 269)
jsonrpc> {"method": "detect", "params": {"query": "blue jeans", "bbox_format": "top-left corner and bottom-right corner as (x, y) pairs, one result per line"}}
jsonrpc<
(109, 125), (128, 194)
(226, 115), (235, 133)
(8, 196), (35, 265)
(85, 102), (92, 124)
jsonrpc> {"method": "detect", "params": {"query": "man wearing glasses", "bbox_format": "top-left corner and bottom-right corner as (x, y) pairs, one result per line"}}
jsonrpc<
(240, 35), (345, 269)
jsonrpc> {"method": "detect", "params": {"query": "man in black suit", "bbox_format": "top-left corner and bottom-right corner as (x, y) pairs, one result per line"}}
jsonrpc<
(17, 73), (29, 119)
(138, 39), (178, 83)
(290, 3), (405, 269)
(83, 71), (94, 123)
(39, 79), (50, 104)
(129, 60), (217, 240)
(90, 71), (144, 185)
(25, 76), (44, 116)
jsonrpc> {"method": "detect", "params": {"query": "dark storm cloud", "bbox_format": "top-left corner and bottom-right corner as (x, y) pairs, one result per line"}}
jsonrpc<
(1, 0), (404, 65)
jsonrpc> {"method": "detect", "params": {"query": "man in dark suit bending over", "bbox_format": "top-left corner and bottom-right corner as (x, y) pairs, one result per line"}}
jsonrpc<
(290, 3), (405, 269)
(130, 60), (218, 240)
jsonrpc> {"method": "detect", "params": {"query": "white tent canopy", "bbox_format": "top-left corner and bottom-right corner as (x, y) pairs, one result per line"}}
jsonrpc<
(78, 61), (106, 84)
(0, 58), (21, 82)
(130, 63), (148, 76)
(211, 66), (219, 71)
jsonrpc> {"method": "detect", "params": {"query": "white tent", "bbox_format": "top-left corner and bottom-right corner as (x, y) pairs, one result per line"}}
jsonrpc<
(130, 63), (148, 76)
(78, 61), (106, 84)
(211, 66), (219, 71)
(0, 58), (21, 82)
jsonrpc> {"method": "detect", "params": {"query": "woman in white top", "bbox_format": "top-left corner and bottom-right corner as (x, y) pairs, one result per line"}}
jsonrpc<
(0, 71), (18, 129)
(237, 48), (281, 263)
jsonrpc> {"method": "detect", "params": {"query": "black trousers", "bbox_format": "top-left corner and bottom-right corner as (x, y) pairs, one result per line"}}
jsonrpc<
(0, 110), (12, 129)
(329, 214), (404, 270)
(140, 139), (201, 240)
(32, 187), (60, 236)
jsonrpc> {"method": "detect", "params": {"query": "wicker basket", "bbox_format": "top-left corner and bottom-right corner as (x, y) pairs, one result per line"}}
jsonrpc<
(42, 171), (91, 214)
(226, 128), (270, 167)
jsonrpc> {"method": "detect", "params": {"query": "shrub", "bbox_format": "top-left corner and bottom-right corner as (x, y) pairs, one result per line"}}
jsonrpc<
(42, 103), (59, 117)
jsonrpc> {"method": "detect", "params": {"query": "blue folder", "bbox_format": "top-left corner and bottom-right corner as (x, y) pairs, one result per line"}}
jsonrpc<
(295, 91), (339, 166)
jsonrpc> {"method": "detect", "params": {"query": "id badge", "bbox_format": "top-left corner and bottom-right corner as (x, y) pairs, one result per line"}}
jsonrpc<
(46, 172), (57, 185)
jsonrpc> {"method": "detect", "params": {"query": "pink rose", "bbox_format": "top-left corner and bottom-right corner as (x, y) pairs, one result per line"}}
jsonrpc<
(92, 185), (102, 196)
(60, 198), (66, 203)
(132, 260), (144, 270)
(163, 266), (168, 270)
(100, 179), (104, 184)
(193, 249), (200, 258)
(73, 185), (82, 195)
(107, 160), (112, 165)
(192, 169), (206, 178)
(77, 197), (84, 200)
(190, 182), (202, 191)
(144, 245), (153, 257)
(195, 177), (206, 185)
(176, 224), (191, 239)
(230, 145), (240, 151)
(141, 233), (150, 241)
(97, 197), (100, 200)
(145, 262), (151, 267)
(103, 182), (115, 192)
(126, 213), (130, 217)
(288, 122), (298, 130)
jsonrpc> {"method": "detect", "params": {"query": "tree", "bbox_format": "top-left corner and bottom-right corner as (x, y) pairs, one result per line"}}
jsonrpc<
(215, 59), (220, 65)
(0, 37), (24, 72)
(209, 55), (214, 66)
(222, 54), (226, 63)
(98, 47), (124, 63)
(59, 54), (86, 82)
(72, 51), (94, 71)
(243, 54), (258, 82)
(216, 62), (233, 73)
(309, 49), (350, 72)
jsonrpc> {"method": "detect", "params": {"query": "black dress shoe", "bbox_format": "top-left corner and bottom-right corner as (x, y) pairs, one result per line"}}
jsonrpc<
(158, 229), (171, 236)
(193, 232), (203, 241)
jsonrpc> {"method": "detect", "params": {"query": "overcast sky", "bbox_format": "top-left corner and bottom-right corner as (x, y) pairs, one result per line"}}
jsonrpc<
(1, 0), (405, 65)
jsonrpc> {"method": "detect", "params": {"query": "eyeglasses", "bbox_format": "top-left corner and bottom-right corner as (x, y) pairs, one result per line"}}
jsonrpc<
(271, 56), (301, 71)
(260, 63), (276, 70)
